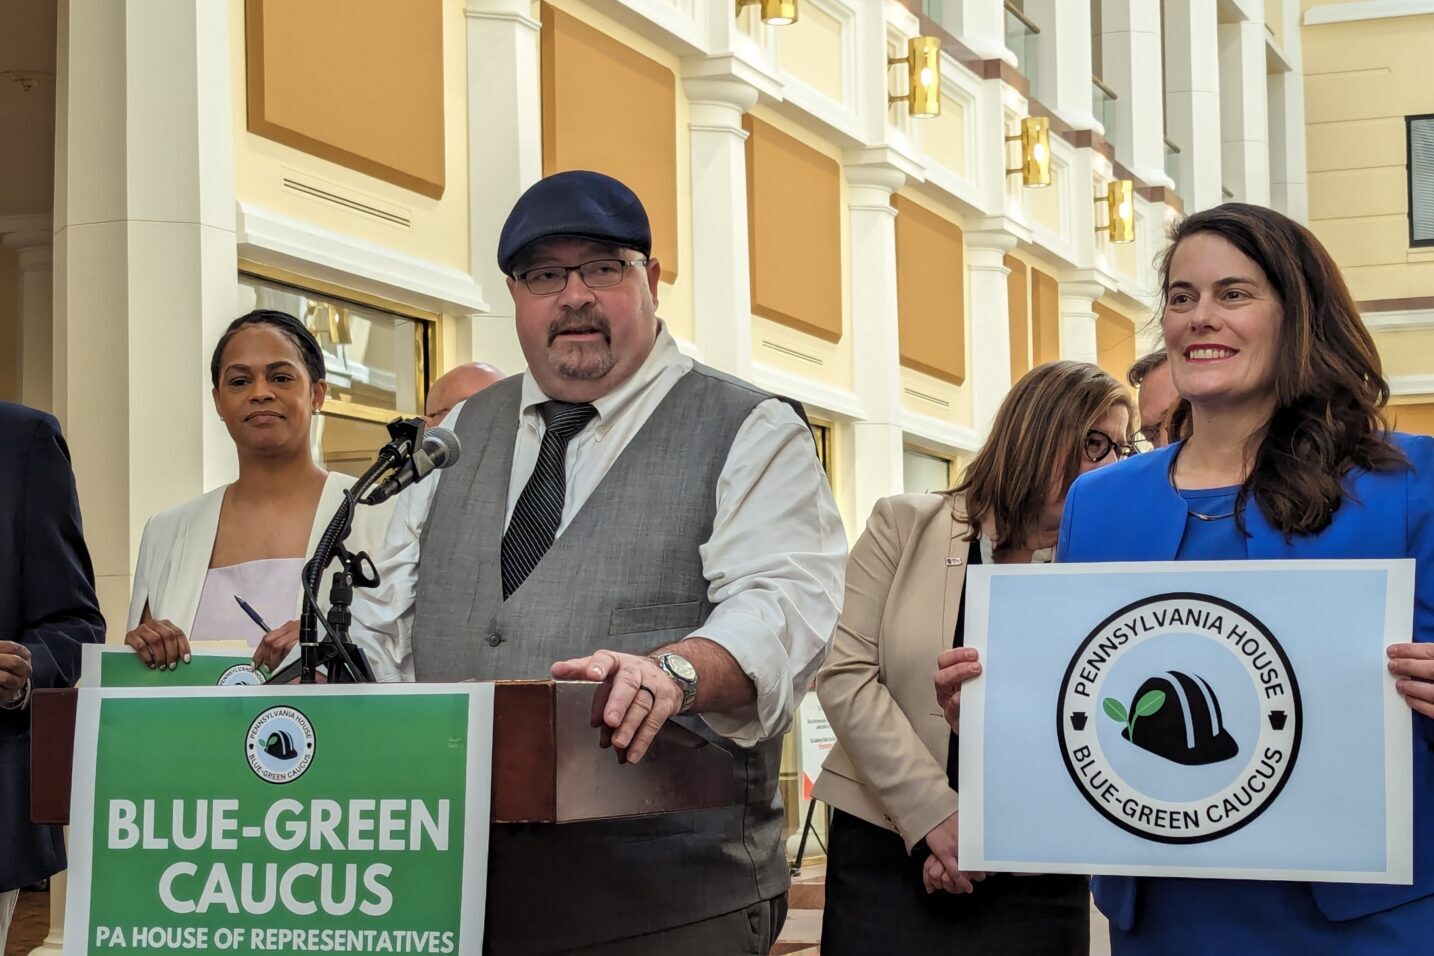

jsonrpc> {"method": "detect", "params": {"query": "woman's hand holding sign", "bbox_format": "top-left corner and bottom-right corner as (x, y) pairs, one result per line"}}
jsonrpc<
(1388, 643), (1434, 717)
(935, 647), (982, 734)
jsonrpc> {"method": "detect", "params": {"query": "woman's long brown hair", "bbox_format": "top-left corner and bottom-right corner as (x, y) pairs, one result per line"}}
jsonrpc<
(1161, 203), (1404, 536)
(951, 360), (1133, 557)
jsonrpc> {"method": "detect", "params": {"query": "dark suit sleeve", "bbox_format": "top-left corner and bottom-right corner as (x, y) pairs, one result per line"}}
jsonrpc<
(2, 414), (104, 723)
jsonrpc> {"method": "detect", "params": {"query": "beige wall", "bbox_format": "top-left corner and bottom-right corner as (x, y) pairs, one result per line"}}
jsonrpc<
(0, 247), (16, 403)
(1303, 11), (1434, 303)
(745, 114), (844, 343)
(894, 193), (966, 385)
(245, 0), (446, 198)
(1095, 301), (1138, 391)
(541, 3), (679, 282)
(538, 0), (695, 346)
(1391, 400), (1434, 436)
(229, 0), (471, 272)
(1006, 254), (1030, 382)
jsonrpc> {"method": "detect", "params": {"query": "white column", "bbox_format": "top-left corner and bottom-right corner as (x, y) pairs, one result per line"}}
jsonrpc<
(462, 0), (541, 376)
(45, 6), (237, 950)
(53, 0), (237, 643)
(1267, 70), (1305, 220)
(1164, 0), (1222, 210)
(845, 160), (906, 524)
(683, 74), (760, 378)
(1024, 0), (1097, 130)
(1, 232), (54, 411)
(942, 0), (1010, 63)
(965, 224), (1019, 434)
(1100, 0), (1171, 186)
(1059, 277), (1106, 365)
(1218, 15), (1270, 205)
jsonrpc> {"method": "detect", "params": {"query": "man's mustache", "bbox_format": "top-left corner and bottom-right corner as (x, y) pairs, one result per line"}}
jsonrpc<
(547, 309), (611, 345)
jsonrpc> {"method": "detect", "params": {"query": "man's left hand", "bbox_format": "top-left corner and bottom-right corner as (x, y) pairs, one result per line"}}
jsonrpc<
(0, 640), (33, 706)
(551, 650), (682, 764)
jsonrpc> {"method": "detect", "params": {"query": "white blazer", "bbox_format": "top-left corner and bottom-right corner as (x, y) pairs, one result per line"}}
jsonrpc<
(126, 471), (391, 635)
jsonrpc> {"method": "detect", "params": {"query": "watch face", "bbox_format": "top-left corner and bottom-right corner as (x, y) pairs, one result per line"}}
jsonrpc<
(666, 655), (698, 682)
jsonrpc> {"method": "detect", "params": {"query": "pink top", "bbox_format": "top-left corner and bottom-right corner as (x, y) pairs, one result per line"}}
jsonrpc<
(191, 558), (305, 646)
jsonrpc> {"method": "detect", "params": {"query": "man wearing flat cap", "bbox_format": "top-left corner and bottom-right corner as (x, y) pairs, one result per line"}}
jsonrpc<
(351, 170), (846, 954)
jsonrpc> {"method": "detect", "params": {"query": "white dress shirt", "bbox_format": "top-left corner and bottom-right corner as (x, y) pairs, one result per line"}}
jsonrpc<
(349, 325), (847, 746)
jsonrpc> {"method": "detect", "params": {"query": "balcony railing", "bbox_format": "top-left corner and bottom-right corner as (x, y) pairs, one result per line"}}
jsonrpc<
(1092, 75), (1118, 146)
(1164, 137), (1181, 190)
(1004, 2), (1040, 88)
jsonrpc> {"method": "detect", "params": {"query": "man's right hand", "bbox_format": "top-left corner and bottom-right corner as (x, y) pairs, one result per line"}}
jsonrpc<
(124, 619), (191, 671)
(0, 641), (32, 705)
(934, 647), (982, 734)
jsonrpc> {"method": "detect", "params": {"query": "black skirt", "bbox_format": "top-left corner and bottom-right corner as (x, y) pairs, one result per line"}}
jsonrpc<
(820, 809), (1090, 956)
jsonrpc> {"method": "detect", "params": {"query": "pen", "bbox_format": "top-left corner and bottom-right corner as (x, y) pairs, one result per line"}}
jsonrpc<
(234, 595), (275, 682)
(233, 594), (272, 635)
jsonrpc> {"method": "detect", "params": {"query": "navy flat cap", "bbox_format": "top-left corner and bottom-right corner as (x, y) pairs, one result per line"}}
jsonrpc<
(497, 170), (652, 275)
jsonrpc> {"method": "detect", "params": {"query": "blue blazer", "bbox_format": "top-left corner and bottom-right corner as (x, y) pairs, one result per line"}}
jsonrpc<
(1058, 433), (1434, 930)
(0, 403), (105, 891)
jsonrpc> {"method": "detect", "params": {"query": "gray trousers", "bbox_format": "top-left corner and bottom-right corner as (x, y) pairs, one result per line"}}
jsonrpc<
(493, 895), (788, 956)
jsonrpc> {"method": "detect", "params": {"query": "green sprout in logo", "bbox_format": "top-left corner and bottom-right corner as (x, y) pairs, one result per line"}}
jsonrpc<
(1103, 690), (1167, 743)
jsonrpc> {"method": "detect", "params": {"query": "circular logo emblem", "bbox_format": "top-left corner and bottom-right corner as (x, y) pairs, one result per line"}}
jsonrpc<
(1056, 593), (1301, 843)
(246, 706), (316, 784)
(217, 664), (264, 687)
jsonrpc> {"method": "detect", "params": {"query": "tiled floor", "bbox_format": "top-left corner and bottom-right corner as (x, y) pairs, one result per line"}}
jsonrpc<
(772, 864), (1112, 955)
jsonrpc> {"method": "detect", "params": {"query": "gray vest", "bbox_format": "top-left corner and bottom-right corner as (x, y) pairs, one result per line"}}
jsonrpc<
(413, 365), (789, 954)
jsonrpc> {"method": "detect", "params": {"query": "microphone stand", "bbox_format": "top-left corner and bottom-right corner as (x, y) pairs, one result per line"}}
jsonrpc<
(268, 418), (425, 685)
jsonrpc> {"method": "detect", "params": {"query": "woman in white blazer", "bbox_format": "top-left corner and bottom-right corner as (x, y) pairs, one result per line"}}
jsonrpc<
(125, 309), (386, 675)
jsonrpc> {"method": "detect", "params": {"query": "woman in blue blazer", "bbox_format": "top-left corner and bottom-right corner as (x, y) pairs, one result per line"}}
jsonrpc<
(1053, 204), (1434, 952)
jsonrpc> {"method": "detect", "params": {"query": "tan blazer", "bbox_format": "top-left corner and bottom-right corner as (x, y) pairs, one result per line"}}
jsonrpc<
(812, 492), (971, 853)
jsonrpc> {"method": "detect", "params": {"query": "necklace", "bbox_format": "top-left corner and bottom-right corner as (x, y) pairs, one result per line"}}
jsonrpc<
(1168, 446), (1243, 522)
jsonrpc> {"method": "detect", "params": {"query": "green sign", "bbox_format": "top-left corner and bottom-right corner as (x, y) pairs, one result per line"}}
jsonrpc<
(84, 646), (265, 688)
(66, 685), (492, 953)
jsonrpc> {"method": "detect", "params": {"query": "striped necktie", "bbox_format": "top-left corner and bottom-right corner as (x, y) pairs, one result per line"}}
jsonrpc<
(500, 400), (599, 599)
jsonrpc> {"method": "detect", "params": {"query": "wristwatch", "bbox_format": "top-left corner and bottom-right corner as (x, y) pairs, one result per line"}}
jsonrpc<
(650, 652), (699, 714)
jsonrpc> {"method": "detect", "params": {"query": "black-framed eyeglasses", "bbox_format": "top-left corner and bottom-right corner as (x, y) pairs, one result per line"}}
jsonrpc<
(1084, 428), (1139, 463)
(514, 258), (647, 296)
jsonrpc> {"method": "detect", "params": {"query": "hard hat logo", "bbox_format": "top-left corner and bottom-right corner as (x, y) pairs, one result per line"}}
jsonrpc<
(246, 706), (317, 784)
(1104, 671), (1240, 766)
(1058, 593), (1302, 844)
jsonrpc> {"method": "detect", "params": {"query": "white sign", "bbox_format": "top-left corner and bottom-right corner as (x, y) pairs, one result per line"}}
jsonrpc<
(959, 560), (1414, 884)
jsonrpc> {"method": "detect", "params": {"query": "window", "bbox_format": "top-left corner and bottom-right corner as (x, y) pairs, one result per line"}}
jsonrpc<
(237, 270), (437, 476)
(904, 447), (956, 494)
(1409, 115), (1434, 247)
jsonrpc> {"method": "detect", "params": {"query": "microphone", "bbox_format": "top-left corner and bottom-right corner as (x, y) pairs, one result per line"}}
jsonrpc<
(365, 427), (461, 504)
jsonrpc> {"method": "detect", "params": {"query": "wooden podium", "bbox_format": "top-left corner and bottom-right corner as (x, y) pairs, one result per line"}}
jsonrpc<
(30, 680), (737, 826)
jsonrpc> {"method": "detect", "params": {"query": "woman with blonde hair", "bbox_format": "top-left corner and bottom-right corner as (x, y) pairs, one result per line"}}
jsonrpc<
(813, 360), (1136, 954)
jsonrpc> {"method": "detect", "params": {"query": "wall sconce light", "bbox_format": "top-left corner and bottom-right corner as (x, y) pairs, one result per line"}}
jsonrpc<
(736, 0), (798, 25)
(888, 36), (941, 118)
(330, 306), (354, 346)
(1095, 179), (1136, 244)
(1004, 116), (1051, 188)
(305, 301), (353, 346)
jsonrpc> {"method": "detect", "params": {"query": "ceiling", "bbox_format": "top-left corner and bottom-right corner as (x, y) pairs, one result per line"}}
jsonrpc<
(0, 0), (57, 220)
